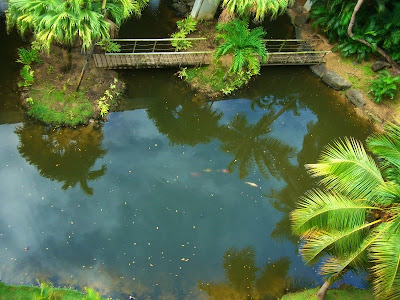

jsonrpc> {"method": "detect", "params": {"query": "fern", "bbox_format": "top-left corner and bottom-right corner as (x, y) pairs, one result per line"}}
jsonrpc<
(369, 70), (400, 103)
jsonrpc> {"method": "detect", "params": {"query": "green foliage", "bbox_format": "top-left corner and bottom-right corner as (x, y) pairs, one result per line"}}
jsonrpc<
(97, 81), (120, 118)
(171, 16), (198, 51)
(310, 0), (400, 63)
(221, 0), (293, 21)
(18, 64), (35, 87)
(215, 19), (267, 76)
(97, 39), (121, 53)
(176, 16), (197, 34)
(282, 286), (374, 300)
(16, 47), (42, 65)
(291, 123), (400, 299)
(0, 281), (106, 300)
(177, 67), (188, 79)
(7, 0), (148, 53)
(28, 86), (94, 126)
(369, 70), (400, 103)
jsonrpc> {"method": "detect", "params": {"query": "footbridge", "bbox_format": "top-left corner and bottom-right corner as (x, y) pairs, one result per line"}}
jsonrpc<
(93, 38), (329, 69)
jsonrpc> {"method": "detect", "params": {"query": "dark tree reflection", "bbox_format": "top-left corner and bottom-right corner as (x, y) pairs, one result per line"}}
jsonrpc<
(218, 101), (295, 180)
(199, 246), (313, 299)
(146, 97), (222, 146)
(15, 121), (107, 195)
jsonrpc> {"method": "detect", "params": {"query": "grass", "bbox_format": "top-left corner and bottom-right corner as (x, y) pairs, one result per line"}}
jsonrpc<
(0, 281), (105, 300)
(27, 85), (94, 127)
(281, 286), (374, 300)
(182, 61), (253, 96)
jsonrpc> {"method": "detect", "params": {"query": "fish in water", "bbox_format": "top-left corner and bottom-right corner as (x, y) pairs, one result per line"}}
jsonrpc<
(202, 168), (212, 173)
(221, 169), (229, 173)
(190, 172), (201, 177)
(245, 182), (258, 187)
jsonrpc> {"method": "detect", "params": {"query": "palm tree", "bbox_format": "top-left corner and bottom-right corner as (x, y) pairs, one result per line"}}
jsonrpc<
(291, 123), (400, 300)
(220, 0), (293, 22)
(218, 102), (294, 180)
(7, 0), (146, 53)
(215, 20), (267, 81)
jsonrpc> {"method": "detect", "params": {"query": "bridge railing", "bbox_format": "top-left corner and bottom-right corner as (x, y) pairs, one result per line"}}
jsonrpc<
(109, 38), (207, 54)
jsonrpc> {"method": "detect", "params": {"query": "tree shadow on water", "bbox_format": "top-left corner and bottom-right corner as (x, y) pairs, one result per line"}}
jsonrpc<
(15, 121), (107, 195)
(198, 246), (314, 299)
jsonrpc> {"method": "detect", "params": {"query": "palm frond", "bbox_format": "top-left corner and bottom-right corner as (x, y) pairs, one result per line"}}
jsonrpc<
(306, 137), (384, 200)
(292, 189), (377, 235)
(370, 221), (400, 300)
(300, 220), (380, 264)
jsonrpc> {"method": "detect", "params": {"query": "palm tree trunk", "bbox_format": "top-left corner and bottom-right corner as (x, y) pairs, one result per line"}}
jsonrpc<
(317, 281), (331, 300)
(347, 0), (400, 74)
(76, 44), (95, 91)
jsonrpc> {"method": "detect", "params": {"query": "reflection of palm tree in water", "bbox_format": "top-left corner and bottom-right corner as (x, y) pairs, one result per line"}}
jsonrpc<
(146, 98), (222, 146)
(15, 121), (107, 195)
(219, 99), (296, 180)
(199, 246), (312, 299)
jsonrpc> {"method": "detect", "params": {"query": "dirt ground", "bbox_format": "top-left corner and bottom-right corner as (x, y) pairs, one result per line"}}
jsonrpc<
(25, 45), (124, 120)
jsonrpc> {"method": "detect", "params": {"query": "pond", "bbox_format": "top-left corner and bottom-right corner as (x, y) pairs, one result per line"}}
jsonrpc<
(0, 2), (373, 299)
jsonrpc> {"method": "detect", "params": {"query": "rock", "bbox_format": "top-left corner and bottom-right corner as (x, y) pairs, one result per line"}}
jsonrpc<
(371, 60), (391, 72)
(187, 1), (194, 7)
(322, 71), (352, 90)
(172, 2), (188, 15)
(345, 89), (365, 108)
(310, 64), (326, 78)
(294, 14), (309, 27)
(293, 4), (306, 14)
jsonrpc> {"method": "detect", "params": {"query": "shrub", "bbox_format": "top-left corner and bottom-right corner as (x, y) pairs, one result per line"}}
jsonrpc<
(16, 47), (42, 65)
(369, 70), (400, 103)
(18, 65), (35, 87)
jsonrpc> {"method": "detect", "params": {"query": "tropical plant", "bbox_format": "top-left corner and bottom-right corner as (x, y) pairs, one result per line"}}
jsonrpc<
(16, 47), (42, 65)
(310, 0), (400, 69)
(220, 0), (293, 21)
(291, 123), (400, 300)
(369, 70), (400, 103)
(18, 64), (35, 87)
(6, 0), (147, 53)
(176, 16), (197, 34)
(215, 20), (267, 80)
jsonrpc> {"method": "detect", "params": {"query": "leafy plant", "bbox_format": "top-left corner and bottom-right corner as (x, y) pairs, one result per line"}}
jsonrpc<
(221, 0), (293, 21)
(18, 64), (35, 87)
(97, 39), (121, 53)
(291, 124), (400, 299)
(25, 97), (34, 105)
(310, 0), (400, 63)
(16, 47), (42, 65)
(176, 67), (188, 79)
(177, 16), (197, 34)
(98, 97), (110, 117)
(7, 0), (148, 53)
(35, 281), (54, 300)
(171, 31), (192, 51)
(215, 20), (267, 78)
(369, 70), (400, 103)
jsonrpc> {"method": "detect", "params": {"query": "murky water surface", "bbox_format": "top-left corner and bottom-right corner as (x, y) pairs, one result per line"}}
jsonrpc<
(0, 2), (372, 299)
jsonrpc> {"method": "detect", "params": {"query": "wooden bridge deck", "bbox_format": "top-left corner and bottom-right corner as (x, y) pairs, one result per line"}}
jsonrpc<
(93, 38), (329, 69)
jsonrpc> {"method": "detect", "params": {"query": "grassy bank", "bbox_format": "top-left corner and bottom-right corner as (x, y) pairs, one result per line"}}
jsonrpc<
(282, 286), (374, 300)
(0, 282), (105, 300)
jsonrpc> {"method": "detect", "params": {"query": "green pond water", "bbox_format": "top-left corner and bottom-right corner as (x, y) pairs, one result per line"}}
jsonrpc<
(0, 3), (373, 299)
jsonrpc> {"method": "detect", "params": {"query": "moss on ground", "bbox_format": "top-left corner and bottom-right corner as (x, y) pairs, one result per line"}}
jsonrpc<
(281, 286), (374, 300)
(0, 282), (105, 300)
(27, 86), (94, 126)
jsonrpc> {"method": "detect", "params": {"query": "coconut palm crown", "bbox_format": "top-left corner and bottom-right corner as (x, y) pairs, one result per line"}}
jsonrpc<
(6, 0), (147, 52)
(215, 19), (267, 77)
(291, 123), (400, 300)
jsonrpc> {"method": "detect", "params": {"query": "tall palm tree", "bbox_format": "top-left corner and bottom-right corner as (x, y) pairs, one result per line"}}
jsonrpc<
(220, 0), (293, 21)
(215, 20), (267, 81)
(291, 123), (400, 300)
(6, 0), (147, 53)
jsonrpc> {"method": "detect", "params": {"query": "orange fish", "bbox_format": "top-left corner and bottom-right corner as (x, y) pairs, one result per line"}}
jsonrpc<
(245, 182), (258, 187)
